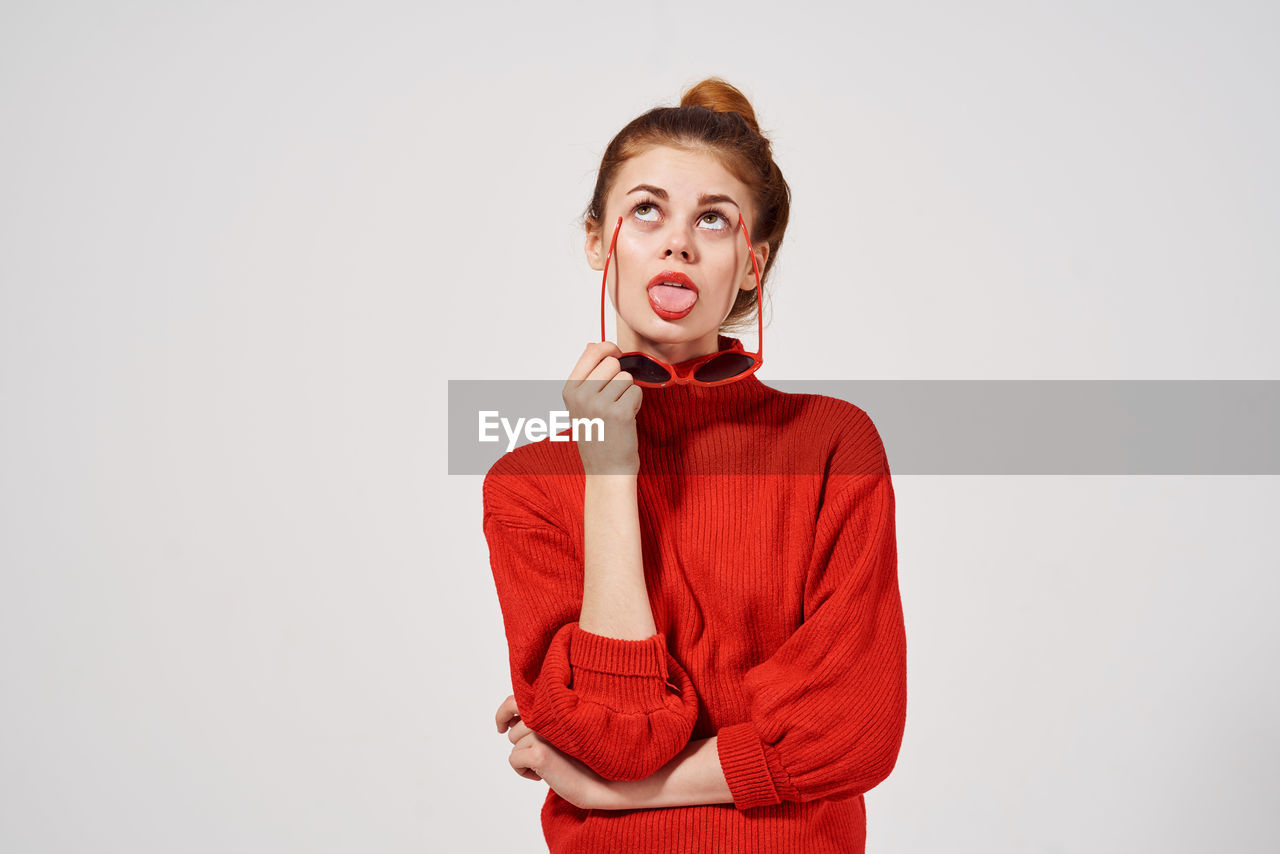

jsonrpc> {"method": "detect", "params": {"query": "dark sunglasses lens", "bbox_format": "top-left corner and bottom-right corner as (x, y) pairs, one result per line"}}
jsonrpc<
(619, 354), (672, 384)
(693, 352), (756, 383)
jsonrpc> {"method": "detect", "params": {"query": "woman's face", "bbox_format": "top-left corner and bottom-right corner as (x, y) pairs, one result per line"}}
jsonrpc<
(586, 145), (769, 365)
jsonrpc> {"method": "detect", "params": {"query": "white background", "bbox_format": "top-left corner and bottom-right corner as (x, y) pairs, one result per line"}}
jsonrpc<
(2, 1), (1277, 852)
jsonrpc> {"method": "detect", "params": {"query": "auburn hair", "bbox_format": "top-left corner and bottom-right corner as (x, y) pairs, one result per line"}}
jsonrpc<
(583, 78), (791, 333)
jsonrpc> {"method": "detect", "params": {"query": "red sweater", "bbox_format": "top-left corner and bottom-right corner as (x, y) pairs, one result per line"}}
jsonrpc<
(482, 337), (907, 853)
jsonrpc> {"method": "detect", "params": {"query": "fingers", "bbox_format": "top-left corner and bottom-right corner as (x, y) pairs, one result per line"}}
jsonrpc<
(580, 356), (631, 401)
(564, 343), (631, 415)
(581, 353), (624, 394)
(505, 719), (532, 745)
(509, 743), (543, 781)
(498, 694), (547, 783)
(563, 345), (638, 409)
(495, 694), (519, 733)
(607, 371), (638, 405)
(498, 696), (544, 782)
(508, 732), (545, 782)
(566, 341), (623, 387)
(619, 382), (643, 416)
(562, 339), (642, 478)
(568, 351), (630, 405)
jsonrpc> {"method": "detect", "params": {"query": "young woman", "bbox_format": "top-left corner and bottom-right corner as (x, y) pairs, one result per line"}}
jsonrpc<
(483, 78), (907, 853)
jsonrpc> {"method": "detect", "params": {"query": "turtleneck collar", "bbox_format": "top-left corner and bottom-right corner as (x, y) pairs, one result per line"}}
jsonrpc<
(629, 334), (774, 468)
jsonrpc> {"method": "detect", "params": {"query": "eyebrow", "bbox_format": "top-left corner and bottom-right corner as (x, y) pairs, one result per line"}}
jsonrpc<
(626, 184), (740, 210)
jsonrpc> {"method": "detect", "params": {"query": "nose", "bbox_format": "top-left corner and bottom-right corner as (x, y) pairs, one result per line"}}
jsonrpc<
(662, 224), (697, 262)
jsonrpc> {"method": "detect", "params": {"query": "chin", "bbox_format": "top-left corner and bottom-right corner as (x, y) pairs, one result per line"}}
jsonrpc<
(627, 313), (710, 345)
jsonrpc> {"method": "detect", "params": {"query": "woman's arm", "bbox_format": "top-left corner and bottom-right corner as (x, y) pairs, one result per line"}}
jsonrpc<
(710, 410), (907, 810)
(485, 467), (697, 782)
(483, 344), (697, 782)
(600, 737), (734, 809)
(501, 726), (733, 811)
(580, 473), (656, 639)
(572, 343), (656, 640)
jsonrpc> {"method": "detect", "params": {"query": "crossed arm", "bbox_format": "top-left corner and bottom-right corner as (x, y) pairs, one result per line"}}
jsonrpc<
(489, 470), (727, 808)
(496, 698), (731, 810)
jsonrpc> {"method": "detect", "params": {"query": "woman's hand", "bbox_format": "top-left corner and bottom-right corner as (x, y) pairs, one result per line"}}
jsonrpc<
(562, 342), (642, 476)
(495, 694), (619, 810)
(494, 695), (732, 810)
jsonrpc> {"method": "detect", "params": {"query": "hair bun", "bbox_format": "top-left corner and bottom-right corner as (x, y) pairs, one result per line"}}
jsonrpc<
(679, 77), (762, 136)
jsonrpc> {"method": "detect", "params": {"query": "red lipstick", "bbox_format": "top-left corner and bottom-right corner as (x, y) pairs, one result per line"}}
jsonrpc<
(646, 271), (700, 320)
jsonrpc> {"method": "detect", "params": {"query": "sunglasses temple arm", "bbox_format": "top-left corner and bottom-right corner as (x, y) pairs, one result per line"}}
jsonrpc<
(740, 216), (765, 360)
(600, 217), (622, 343)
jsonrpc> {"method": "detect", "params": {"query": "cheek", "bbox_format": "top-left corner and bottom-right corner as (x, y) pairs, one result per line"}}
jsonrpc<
(708, 247), (743, 289)
(614, 233), (646, 270)
(608, 240), (645, 308)
(614, 235), (657, 292)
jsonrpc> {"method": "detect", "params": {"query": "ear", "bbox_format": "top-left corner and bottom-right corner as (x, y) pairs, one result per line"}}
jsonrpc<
(585, 223), (605, 272)
(740, 241), (770, 291)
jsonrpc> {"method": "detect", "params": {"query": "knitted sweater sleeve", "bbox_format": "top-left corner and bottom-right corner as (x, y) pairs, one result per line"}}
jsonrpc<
(715, 408), (908, 809)
(482, 459), (700, 782)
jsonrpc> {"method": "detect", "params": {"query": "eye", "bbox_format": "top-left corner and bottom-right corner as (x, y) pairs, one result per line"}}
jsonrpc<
(633, 203), (659, 223)
(699, 211), (729, 230)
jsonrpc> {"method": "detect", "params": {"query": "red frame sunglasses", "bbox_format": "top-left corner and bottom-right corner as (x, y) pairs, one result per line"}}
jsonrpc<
(599, 212), (765, 388)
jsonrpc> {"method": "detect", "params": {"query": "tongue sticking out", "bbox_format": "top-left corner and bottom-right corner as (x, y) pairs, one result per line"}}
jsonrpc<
(648, 284), (698, 313)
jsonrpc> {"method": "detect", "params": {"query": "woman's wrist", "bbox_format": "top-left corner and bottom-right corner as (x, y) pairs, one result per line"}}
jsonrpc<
(584, 471), (639, 489)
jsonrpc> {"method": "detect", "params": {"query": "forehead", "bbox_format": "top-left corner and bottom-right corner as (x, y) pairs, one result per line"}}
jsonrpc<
(612, 145), (749, 204)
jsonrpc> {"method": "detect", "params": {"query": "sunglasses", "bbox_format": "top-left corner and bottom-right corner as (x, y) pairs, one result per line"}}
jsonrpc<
(598, 212), (765, 388)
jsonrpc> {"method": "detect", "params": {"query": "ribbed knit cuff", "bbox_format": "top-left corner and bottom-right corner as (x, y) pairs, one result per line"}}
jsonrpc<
(569, 624), (669, 677)
(563, 623), (681, 713)
(716, 721), (796, 810)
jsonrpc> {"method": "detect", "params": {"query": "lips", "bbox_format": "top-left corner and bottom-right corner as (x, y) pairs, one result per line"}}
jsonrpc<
(646, 271), (699, 319)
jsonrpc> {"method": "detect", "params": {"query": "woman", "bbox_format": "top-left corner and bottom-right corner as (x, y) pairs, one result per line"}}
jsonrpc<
(483, 78), (907, 853)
